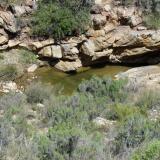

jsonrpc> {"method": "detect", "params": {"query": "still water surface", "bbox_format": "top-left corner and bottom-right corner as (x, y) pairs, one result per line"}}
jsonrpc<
(35, 65), (131, 94)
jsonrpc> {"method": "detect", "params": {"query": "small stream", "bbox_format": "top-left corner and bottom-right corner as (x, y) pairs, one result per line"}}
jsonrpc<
(34, 65), (131, 94)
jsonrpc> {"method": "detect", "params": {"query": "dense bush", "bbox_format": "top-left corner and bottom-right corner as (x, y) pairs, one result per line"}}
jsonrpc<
(20, 49), (37, 65)
(32, 0), (94, 40)
(78, 76), (127, 102)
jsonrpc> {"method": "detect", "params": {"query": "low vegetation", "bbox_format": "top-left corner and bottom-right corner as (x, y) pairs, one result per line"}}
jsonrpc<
(20, 49), (37, 65)
(0, 65), (18, 81)
(0, 76), (160, 160)
(143, 12), (160, 29)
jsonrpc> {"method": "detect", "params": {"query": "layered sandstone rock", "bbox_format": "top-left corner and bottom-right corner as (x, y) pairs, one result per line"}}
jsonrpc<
(0, 11), (19, 33)
(0, 0), (160, 72)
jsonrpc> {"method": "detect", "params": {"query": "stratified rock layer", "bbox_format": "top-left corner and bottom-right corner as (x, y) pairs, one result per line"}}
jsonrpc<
(0, 0), (160, 71)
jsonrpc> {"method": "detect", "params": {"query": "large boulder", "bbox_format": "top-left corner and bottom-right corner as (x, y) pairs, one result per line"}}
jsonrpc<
(81, 39), (96, 56)
(27, 64), (38, 73)
(0, 11), (19, 33)
(8, 39), (21, 48)
(39, 45), (62, 58)
(116, 65), (160, 91)
(54, 59), (82, 72)
(81, 39), (113, 60)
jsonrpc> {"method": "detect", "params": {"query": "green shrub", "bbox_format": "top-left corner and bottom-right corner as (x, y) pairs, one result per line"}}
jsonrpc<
(143, 13), (160, 29)
(20, 49), (37, 65)
(32, 0), (94, 40)
(37, 124), (110, 160)
(131, 140), (160, 160)
(36, 123), (85, 160)
(78, 76), (127, 102)
(104, 104), (140, 121)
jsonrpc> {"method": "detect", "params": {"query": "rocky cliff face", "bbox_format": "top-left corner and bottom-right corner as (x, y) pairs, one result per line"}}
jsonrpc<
(0, 0), (160, 72)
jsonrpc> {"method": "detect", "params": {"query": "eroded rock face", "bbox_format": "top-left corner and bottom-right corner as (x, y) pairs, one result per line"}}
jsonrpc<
(0, 11), (19, 33)
(81, 26), (160, 64)
(0, 1), (160, 72)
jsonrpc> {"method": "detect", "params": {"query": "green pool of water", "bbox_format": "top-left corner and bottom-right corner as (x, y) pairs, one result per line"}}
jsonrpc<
(35, 65), (131, 94)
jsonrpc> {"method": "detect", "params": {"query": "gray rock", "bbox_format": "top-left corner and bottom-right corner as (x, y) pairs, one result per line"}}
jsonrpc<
(27, 64), (38, 73)
(10, 5), (33, 17)
(92, 14), (106, 29)
(0, 11), (19, 33)
(116, 65), (160, 91)
(93, 117), (116, 131)
(39, 45), (62, 58)
(54, 59), (82, 72)
(61, 44), (79, 60)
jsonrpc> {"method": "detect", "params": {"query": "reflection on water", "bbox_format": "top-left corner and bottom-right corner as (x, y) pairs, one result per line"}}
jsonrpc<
(35, 65), (131, 94)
